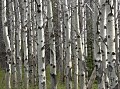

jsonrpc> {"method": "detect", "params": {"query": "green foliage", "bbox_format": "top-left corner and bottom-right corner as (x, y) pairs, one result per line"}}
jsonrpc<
(0, 69), (5, 89)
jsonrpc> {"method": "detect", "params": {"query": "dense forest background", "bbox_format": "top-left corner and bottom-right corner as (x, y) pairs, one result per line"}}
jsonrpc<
(0, 0), (120, 89)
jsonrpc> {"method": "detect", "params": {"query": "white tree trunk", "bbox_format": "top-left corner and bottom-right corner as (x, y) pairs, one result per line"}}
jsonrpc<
(47, 0), (57, 89)
(8, 0), (18, 88)
(13, 0), (22, 87)
(93, 0), (105, 88)
(2, 0), (11, 88)
(36, 0), (46, 89)
(78, 0), (86, 89)
(23, 0), (29, 88)
(31, 0), (37, 85)
(27, 0), (33, 84)
(114, 0), (120, 88)
(99, 0), (109, 89)
(106, 0), (118, 88)
(63, 0), (72, 89)
(71, 1), (78, 89)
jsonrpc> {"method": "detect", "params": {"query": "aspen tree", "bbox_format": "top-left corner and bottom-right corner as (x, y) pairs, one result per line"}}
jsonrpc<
(93, 0), (105, 88)
(84, 4), (87, 58)
(51, 0), (60, 71)
(80, 0), (86, 56)
(18, 0), (29, 89)
(47, 0), (57, 89)
(118, 0), (120, 88)
(58, 0), (64, 83)
(43, 0), (50, 67)
(31, 0), (37, 85)
(36, 0), (46, 89)
(63, 0), (72, 89)
(27, 0), (34, 84)
(78, 0), (86, 88)
(2, 0), (11, 88)
(13, 0), (22, 87)
(71, 0), (78, 89)
(114, 0), (120, 88)
(62, 1), (66, 83)
(21, 0), (29, 88)
(18, 0), (27, 87)
(82, 1), (88, 84)
(8, 0), (17, 88)
(100, 0), (109, 88)
(106, 0), (118, 88)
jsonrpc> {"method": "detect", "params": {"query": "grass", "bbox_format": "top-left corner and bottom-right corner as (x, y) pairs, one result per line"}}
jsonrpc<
(0, 67), (97, 89)
(0, 68), (5, 89)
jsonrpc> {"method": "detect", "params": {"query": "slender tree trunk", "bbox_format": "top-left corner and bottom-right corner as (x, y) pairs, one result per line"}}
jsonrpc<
(118, 1), (120, 88)
(71, 1), (78, 89)
(47, 0), (57, 89)
(63, 0), (72, 89)
(13, 0), (22, 88)
(106, 0), (118, 88)
(93, 0), (105, 88)
(36, 0), (46, 89)
(8, 0), (18, 88)
(2, 0), (11, 88)
(27, 0), (34, 85)
(114, 0), (120, 89)
(99, 0), (109, 89)
(31, 0), (37, 86)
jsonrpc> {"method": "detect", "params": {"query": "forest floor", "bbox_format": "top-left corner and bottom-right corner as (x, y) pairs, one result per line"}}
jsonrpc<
(0, 67), (97, 89)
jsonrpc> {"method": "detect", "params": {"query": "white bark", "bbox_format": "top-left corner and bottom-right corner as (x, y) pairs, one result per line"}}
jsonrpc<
(31, 0), (37, 85)
(47, 0), (57, 89)
(8, 0), (17, 88)
(100, 0), (108, 89)
(27, 0), (34, 84)
(58, 0), (64, 83)
(106, 0), (118, 88)
(36, 0), (46, 89)
(118, 1), (120, 88)
(13, 0), (22, 87)
(71, 1), (78, 89)
(93, 0), (105, 88)
(63, 0), (72, 89)
(114, 0), (120, 88)
(22, 0), (29, 88)
(2, 0), (11, 88)
(78, 0), (86, 89)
